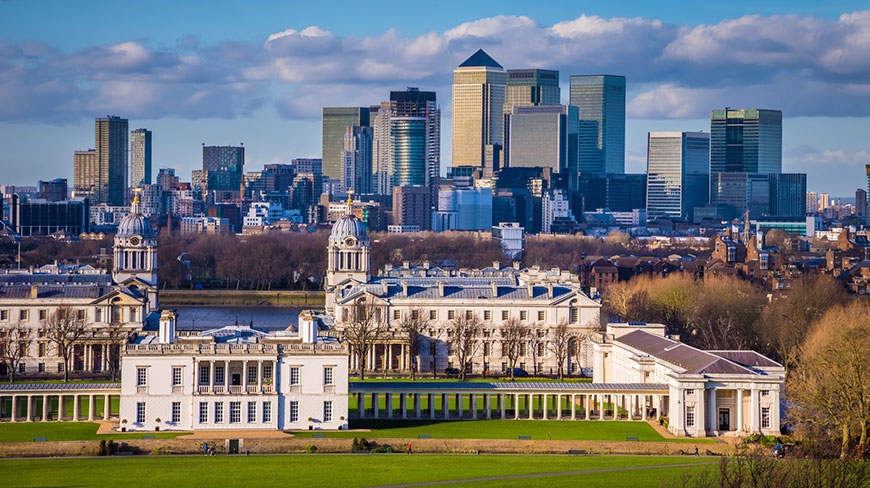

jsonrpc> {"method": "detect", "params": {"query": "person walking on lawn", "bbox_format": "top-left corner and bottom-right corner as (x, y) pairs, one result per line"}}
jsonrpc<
(407, 443), (413, 454)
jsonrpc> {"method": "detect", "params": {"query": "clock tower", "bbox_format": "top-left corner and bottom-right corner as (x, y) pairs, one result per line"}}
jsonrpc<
(113, 191), (158, 288)
(325, 196), (370, 311)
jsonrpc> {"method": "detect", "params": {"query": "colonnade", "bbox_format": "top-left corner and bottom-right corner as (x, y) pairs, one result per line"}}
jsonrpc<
(0, 393), (118, 422)
(350, 390), (668, 421)
(196, 359), (277, 394)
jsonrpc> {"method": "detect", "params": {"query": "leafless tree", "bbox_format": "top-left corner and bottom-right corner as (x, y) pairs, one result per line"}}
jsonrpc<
(448, 313), (483, 381)
(0, 322), (30, 383)
(547, 320), (574, 380)
(104, 321), (132, 382)
(528, 328), (547, 376)
(500, 318), (529, 380)
(339, 296), (387, 381)
(398, 309), (429, 381)
(41, 306), (88, 383)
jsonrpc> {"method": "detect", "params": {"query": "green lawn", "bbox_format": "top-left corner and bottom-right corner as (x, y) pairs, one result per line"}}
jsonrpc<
(0, 455), (715, 488)
(290, 419), (715, 443)
(350, 392), (606, 416)
(0, 422), (187, 443)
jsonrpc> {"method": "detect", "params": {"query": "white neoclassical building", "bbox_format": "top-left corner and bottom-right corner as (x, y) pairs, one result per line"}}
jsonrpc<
(119, 311), (349, 431)
(325, 208), (602, 376)
(593, 323), (785, 437)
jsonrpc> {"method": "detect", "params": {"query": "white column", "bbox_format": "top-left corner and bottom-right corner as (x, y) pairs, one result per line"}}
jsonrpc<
(528, 394), (534, 420)
(736, 389), (744, 432)
(585, 395), (591, 420)
(485, 394), (492, 419)
(442, 394), (448, 419)
(210, 360), (215, 388)
(243, 360), (248, 391)
(257, 361), (263, 392)
(429, 394), (435, 419)
(697, 388), (706, 435)
(598, 394), (604, 420)
(571, 394), (576, 420)
(386, 393), (393, 419)
(104, 394), (110, 420)
(359, 393), (365, 419)
(542, 395), (548, 420)
(709, 389), (717, 434)
(373, 393), (379, 419)
(641, 395), (647, 421)
(88, 395), (95, 421)
(25, 395), (32, 421)
(43, 395), (50, 421)
(400, 394), (407, 419)
(456, 393), (463, 419)
(73, 395), (80, 421)
(514, 394), (520, 420)
(472, 394), (478, 419)
(500, 394), (506, 419)
(750, 388), (760, 432)
(59, 395), (65, 421)
(415, 394), (421, 419)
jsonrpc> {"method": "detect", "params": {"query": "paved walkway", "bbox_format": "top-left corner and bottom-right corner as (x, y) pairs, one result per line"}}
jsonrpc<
(368, 461), (718, 487)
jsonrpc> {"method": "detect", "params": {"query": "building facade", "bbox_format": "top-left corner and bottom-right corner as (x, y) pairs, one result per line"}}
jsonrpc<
(341, 126), (374, 195)
(130, 129), (152, 187)
(646, 131), (709, 221)
(452, 50), (506, 172)
(10, 195), (89, 237)
(508, 105), (579, 191)
(503, 69), (560, 164)
(570, 75), (625, 175)
(322, 107), (371, 180)
(710, 108), (782, 174)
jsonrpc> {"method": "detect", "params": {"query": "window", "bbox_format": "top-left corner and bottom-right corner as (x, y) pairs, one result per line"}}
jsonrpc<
(289, 367), (300, 385)
(172, 367), (182, 386)
(761, 407), (770, 428)
(199, 402), (208, 423)
(214, 402), (224, 423)
(429, 310), (437, 320)
(323, 366), (334, 386)
(464, 310), (473, 320)
(38, 309), (47, 321)
(686, 389), (694, 396)
(289, 401), (299, 422)
(38, 343), (45, 357)
(484, 310), (491, 321)
(19, 364), (24, 373)
(248, 365), (257, 384)
(411, 310), (419, 320)
(230, 402), (241, 423)
(263, 364), (273, 381)
(537, 343), (545, 356)
(19, 310), (28, 321)
(262, 402), (272, 423)
(393, 309), (401, 320)
(323, 401), (333, 422)
(199, 364), (210, 385)
(95, 308), (102, 322)
(537, 311), (545, 321)
(520, 310), (528, 321)
(57, 363), (64, 373)
(429, 341), (437, 356)
(247, 402), (256, 423)
(447, 310), (455, 320)
(76, 309), (86, 321)
(483, 343), (490, 357)
(501, 310), (509, 321)
(0, 310), (7, 321)
(137, 367), (147, 386)
(215, 365), (225, 384)
(686, 406), (695, 427)
(38, 363), (45, 373)
(761, 390), (770, 397)
(171, 402), (181, 423)
(136, 402), (146, 424)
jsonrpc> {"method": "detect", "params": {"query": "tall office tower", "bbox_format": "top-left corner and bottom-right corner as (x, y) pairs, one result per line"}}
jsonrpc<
(605, 174), (647, 212)
(392, 185), (431, 231)
(390, 88), (440, 192)
(646, 131), (709, 221)
(77, 116), (128, 206)
(504, 69), (560, 164)
(570, 75), (625, 175)
(769, 173), (807, 217)
(341, 126), (374, 194)
(157, 168), (179, 192)
(710, 108), (782, 174)
(806, 191), (818, 214)
(452, 49), (506, 174)
(709, 172), (769, 217)
(819, 193), (830, 211)
(373, 102), (393, 195)
(856, 189), (867, 218)
(292, 158), (323, 196)
(507, 105), (578, 190)
(130, 128), (152, 187)
(38, 178), (68, 202)
(866, 164), (870, 210)
(202, 144), (245, 196)
(322, 107), (371, 180)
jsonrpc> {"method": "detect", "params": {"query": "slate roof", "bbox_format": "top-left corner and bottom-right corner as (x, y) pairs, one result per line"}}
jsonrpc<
(709, 351), (783, 369)
(0, 285), (109, 299)
(458, 49), (502, 69)
(340, 282), (578, 302)
(615, 330), (760, 376)
(0, 274), (112, 285)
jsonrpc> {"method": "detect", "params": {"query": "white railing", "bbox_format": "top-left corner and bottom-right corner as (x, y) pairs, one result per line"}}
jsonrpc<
(246, 385), (259, 394)
(172, 386), (183, 393)
(136, 386), (148, 394)
(229, 385), (243, 394)
(198, 385), (210, 394)
(213, 385), (225, 394)
(125, 343), (347, 355)
(261, 384), (274, 393)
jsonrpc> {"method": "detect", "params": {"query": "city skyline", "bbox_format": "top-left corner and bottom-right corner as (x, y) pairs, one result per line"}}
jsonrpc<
(1, 4), (870, 195)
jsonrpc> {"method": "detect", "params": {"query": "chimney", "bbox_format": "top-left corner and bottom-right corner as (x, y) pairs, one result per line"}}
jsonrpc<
(513, 262), (520, 270)
(491, 281), (498, 297)
(298, 310), (317, 344)
(492, 260), (500, 269)
(423, 260), (430, 270)
(438, 281), (445, 297)
(401, 280), (408, 296)
(402, 261), (410, 270)
(527, 282), (534, 297)
(381, 281), (389, 295)
(158, 310), (176, 344)
(547, 282), (554, 299)
(30, 285), (38, 299)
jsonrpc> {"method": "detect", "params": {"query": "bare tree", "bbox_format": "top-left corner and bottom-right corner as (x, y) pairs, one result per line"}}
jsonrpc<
(500, 318), (529, 380)
(547, 320), (574, 380)
(448, 313), (483, 381)
(41, 306), (87, 383)
(104, 321), (132, 382)
(339, 296), (387, 381)
(571, 333), (593, 378)
(528, 328), (547, 376)
(0, 323), (30, 383)
(397, 309), (429, 381)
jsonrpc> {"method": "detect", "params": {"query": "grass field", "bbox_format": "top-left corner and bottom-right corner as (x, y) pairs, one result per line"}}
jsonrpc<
(290, 419), (715, 443)
(0, 455), (714, 488)
(0, 422), (187, 443)
(159, 290), (324, 307)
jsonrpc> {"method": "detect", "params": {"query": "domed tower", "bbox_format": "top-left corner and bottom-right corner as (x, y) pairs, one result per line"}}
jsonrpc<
(113, 191), (158, 288)
(325, 196), (370, 311)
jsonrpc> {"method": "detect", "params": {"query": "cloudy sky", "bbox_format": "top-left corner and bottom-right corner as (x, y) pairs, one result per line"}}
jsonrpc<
(1, 0), (869, 195)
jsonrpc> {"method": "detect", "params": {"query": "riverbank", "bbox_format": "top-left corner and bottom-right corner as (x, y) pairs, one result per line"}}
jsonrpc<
(160, 290), (324, 307)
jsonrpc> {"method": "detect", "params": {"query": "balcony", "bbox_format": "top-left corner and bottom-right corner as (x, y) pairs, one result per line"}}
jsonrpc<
(229, 385), (244, 394)
(213, 385), (225, 394)
(246, 385), (259, 394)
(198, 385), (210, 394)
(324, 385), (335, 393)
(172, 386), (183, 393)
(136, 386), (148, 394)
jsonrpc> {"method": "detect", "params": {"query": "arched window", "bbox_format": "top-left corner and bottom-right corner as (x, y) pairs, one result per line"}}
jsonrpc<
(111, 298), (123, 324)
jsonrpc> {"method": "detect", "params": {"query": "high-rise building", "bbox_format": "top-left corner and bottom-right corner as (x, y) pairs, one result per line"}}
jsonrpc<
(73, 149), (97, 201)
(10, 194), (89, 237)
(392, 185), (431, 231)
(570, 75), (625, 175)
(806, 191), (818, 214)
(130, 129), (152, 187)
(504, 69), (560, 164)
(646, 131), (709, 221)
(341, 126), (374, 194)
(709, 172), (771, 217)
(292, 158), (323, 196)
(322, 107), (371, 180)
(507, 105), (579, 190)
(856, 189), (867, 218)
(604, 174), (647, 212)
(389, 88), (440, 193)
(819, 193), (830, 211)
(202, 144), (245, 198)
(74, 116), (128, 206)
(38, 178), (68, 202)
(451, 49), (506, 173)
(769, 173), (807, 217)
(157, 168), (179, 192)
(710, 108), (782, 174)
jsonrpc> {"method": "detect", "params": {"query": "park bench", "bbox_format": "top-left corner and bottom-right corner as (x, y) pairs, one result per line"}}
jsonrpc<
(33, 438), (47, 442)
(567, 449), (587, 455)
(625, 437), (639, 441)
(418, 435), (431, 439)
(312, 434), (325, 438)
(518, 435), (531, 439)
(142, 435), (155, 439)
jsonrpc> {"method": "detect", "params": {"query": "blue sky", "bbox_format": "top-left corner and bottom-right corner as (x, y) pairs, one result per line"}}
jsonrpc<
(1, 0), (869, 195)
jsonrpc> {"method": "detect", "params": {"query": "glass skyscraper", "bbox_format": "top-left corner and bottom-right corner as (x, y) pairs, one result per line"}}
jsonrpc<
(390, 117), (427, 187)
(769, 173), (807, 217)
(130, 128), (152, 187)
(570, 75), (625, 175)
(646, 131), (709, 221)
(507, 105), (578, 190)
(322, 107), (371, 180)
(452, 49), (505, 171)
(710, 108), (782, 174)
(73, 116), (128, 206)
(504, 69), (560, 165)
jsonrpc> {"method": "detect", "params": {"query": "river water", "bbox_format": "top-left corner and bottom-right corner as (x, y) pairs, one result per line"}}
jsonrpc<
(172, 307), (311, 331)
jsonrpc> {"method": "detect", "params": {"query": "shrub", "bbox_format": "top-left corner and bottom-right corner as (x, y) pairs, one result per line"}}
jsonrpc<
(371, 446), (390, 453)
(760, 435), (779, 448)
(744, 433), (763, 444)
(305, 444), (317, 453)
(99, 440), (107, 456)
(151, 447), (167, 455)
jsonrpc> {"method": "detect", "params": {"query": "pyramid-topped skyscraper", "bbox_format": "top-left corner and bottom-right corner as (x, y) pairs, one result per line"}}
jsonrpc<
(452, 49), (506, 174)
